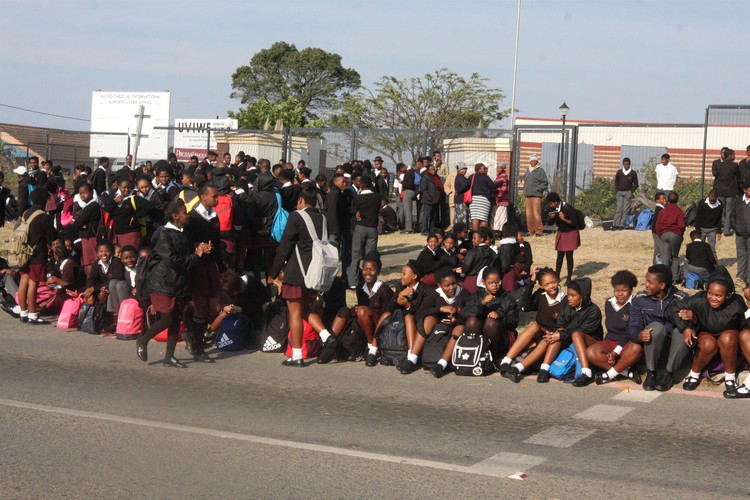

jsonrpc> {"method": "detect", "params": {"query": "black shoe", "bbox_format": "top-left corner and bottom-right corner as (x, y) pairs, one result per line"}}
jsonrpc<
(282, 358), (306, 367)
(193, 351), (215, 363)
(183, 334), (195, 355)
(595, 372), (612, 385)
(655, 371), (673, 392)
(19, 316), (28, 323)
(502, 366), (522, 383)
(725, 379), (738, 392)
(365, 353), (378, 366)
(643, 371), (656, 391)
(402, 230), (414, 234)
(400, 360), (418, 375)
(136, 336), (148, 362)
(317, 335), (338, 364)
(723, 384), (750, 399)
(498, 362), (511, 375)
(0, 302), (20, 318)
(682, 375), (700, 391)
(26, 317), (49, 325)
(430, 363), (446, 379)
(163, 356), (187, 368)
(627, 369), (642, 385)
(572, 373), (594, 387)
(725, 231), (735, 237)
(537, 369), (550, 383)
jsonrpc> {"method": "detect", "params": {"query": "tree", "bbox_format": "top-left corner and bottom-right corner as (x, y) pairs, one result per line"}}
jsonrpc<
(330, 68), (508, 164)
(228, 97), (305, 130)
(230, 42), (361, 124)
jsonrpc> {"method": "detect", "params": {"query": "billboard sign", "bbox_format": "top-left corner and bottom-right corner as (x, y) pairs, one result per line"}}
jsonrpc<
(90, 91), (171, 159)
(173, 118), (238, 162)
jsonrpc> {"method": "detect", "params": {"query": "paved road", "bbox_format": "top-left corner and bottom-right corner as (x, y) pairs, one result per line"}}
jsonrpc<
(0, 315), (747, 499)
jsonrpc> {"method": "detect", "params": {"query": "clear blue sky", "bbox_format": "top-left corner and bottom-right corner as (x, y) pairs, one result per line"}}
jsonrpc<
(1, 0), (746, 130)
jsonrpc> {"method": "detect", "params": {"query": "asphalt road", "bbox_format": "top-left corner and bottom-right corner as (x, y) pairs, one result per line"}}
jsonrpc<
(0, 314), (748, 499)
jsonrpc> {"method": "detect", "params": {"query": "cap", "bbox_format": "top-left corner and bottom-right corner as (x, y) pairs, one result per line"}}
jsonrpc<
(13, 166), (27, 175)
(456, 162), (467, 170)
(530, 154), (539, 162)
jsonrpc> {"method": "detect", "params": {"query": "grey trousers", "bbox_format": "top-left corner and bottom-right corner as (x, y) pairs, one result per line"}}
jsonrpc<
(2, 274), (19, 298)
(660, 232), (683, 280)
(684, 263), (711, 282)
(701, 228), (719, 259)
(736, 234), (750, 285)
(642, 322), (691, 374)
(395, 198), (404, 229)
(348, 225), (378, 286)
(652, 232), (663, 265)
(106, 279), (131, 313)
(402, 190), (416, 232)
(717, 195), (736, 234)
(614, 191), (632, 228)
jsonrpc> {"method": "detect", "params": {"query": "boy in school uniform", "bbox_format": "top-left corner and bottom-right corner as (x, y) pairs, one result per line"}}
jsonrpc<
(694, 189), (722, 259)
(684, 229), (716, 283)
(651, 192), (667, 265)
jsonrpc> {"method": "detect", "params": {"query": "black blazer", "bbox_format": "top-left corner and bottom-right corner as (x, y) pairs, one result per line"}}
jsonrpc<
(87, 257), (125, 290)
(0, 186), (10, 226)
(89, 167), (107, 197)
(71, 201), (101, 239)
(270, 207), (326, 288)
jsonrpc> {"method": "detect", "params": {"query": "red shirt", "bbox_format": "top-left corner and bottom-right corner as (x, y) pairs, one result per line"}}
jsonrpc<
(655, 203), (686, 237)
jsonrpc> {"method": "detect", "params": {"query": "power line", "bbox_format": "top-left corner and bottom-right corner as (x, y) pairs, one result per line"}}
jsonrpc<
(0, 103), (91, 122)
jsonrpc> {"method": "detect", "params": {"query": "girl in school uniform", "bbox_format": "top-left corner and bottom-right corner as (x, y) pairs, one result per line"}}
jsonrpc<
(458, 227), (497, 293)
(83, 240), (124, 309)
(416, 233), (441, 286)
(546, 192), (580, 285)
(100, 176), (154, 251)
(70, 183), (100, 277)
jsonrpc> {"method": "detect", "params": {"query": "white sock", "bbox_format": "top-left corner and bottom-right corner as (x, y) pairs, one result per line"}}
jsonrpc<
(738, 384), (750, 394)
(292, 347), (303, 361)
(688, 370), (701, 379)
(500, 357), (512, 366)
(19, 310), (28, 318)
(28, 312), (39, 320)
(437, 359), (448, 369)
(581, 367), (592, 378)
(606, 368), (620, 379)
(367, 343), (378, 356)
(744, 373), (750, 386)
(725, 372), (736, 381)
(319, 329), (331, 343)
(407, 353), (419, 364)
(540, 363), (550, 372)
(513, 362), (524, 373)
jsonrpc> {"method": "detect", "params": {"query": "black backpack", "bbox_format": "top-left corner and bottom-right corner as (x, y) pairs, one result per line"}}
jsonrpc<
(573, 207), (586, 230)
(78, 302), (106, 335)
(259, 300), (288, 353)
(376, 309), (408, 368)
(684, 203), (698, 227)
(336, 316), (367, 361)
(451, 333), (495, 376)
(421, 325), (451, 370)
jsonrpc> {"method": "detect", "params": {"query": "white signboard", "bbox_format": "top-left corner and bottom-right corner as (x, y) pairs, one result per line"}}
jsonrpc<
(90, 91), (171, 159)
(173, 118), (238, 162)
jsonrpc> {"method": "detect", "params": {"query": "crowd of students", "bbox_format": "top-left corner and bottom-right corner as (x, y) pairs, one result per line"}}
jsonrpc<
(1, 150), (749, 401)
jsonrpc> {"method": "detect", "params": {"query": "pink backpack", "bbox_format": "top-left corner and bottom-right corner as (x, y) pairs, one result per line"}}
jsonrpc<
(115, 298), (144, 340)
(57, 296), (84, 329)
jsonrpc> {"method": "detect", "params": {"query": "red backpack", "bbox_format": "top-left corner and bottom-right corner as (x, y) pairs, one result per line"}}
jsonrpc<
(215, 194), (234, 238)
(285, 320), (321, 359)
(115, 298), (144, 340)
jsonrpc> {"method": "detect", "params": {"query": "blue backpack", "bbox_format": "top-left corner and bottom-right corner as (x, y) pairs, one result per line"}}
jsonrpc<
(635, 209), (652, 231)
(214, 314), (252, 351)
(549, 344), (582, 380)
(685, 272), (703, 290)
(271, 192), (289, 243)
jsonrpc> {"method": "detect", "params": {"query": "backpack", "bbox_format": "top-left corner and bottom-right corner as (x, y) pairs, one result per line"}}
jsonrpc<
(60, 197), (75, 226)
(573, 207), (586, 230)
(549, 344), (582, 380)
(635, 209), (652, 231)
(451, 333), (495, 376)
(5, 209), (44, 268)
(271, 192), (289, 242)
(684, 203), (698, 227)
(684, 271), (703, 290)
(285, 320), (321, 358)
(130, 197), (147, 237)
(215, 193), (234, 238)
(259, 300), (289, 353)
(336, 316), (367, 361)
(294, 210), (339, 292)
(56, 296), (84, 330)
(78, 302), (106, 335)
(115, 298), (144, 340)
(624, 214), (636, 229)
(214, 314), (252, 351)
(179, 189), (200, 213)
(421, 324), (451, 370)
(376, 309), (408, 368)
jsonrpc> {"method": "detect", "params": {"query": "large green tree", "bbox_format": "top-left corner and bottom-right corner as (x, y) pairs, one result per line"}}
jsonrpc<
(230, 42), (361, 126)
(331, 68), (508, 163)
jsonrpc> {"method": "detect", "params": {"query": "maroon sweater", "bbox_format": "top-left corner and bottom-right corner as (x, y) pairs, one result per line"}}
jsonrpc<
(656, 203), (686, 238)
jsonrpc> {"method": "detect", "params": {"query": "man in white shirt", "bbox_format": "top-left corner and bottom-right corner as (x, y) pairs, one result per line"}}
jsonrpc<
(655, 153), (678, 195)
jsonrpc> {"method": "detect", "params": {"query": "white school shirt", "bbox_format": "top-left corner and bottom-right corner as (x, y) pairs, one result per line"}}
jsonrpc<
(655, 163), (678, 191)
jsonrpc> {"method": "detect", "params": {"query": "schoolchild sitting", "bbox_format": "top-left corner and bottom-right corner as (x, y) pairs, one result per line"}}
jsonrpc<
(416, 233), (442, 286)
(458, 227), (497, 292)
(82, 240), (124, 307)
(683, 229), (715, 284)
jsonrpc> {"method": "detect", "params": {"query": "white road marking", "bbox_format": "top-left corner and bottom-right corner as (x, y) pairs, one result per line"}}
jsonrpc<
(523, 425), (596, 448)
(612, 390), (662, 403)
(574, 404), (634, 422)
(0, 398), (544, 479)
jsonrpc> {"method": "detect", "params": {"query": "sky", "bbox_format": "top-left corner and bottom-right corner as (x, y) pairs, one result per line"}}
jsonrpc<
(0, 0), (747, 131)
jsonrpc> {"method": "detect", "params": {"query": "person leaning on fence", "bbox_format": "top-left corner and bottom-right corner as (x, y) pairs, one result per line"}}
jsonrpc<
(523, 155), (549, 237)
(712, 147), (739, 236)
(612, 157), (638, 230)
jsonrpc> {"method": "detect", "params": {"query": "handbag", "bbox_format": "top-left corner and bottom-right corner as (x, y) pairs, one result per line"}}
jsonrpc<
(463, 174), (475, 205)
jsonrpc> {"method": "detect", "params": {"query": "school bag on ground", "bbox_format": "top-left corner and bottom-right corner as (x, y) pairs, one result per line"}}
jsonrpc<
(214, 313), (252, 351)
(56, 296), (84, 330)
(684, 203), (698, 227)
(271, 192), (289, 242)
(285, 320), (321, 359)
(336, 316), (367, 361)
(376, 309), (408, 367)
(259, 300), (289, 353)
(421, 324), (451, 370)
(294, 210), (339, 292)
(635, 209), (652, 231)
(549, 344), (582, 380)
(115, 298), (144, 340)
(684, 272), (703, 290)
(78, 302), (106, 335)
(5, 210), (44, 268)
(451, 333), (495, 376)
